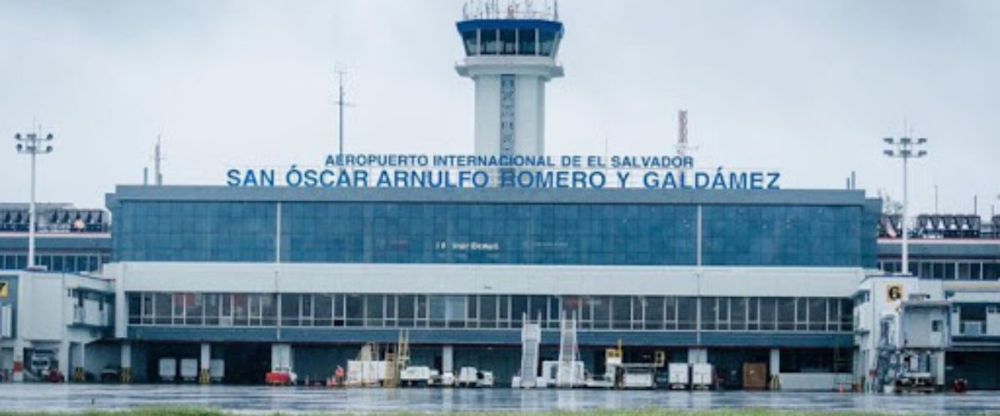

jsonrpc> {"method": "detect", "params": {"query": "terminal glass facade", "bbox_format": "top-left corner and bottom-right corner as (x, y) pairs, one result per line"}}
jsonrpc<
(0, 253), (109, 272)
(702, 205), (861, 266)
(113, 200), (874, 267)
(878, 259), (1000, 280)
(113, 201), (275, 262)
(127, 292), (854, 333)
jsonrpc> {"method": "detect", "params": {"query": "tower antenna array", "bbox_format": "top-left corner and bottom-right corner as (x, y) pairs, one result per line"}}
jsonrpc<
(675, 110), (698, 157)
(334, 68), (354, 156)
(154, 135), (164, 186)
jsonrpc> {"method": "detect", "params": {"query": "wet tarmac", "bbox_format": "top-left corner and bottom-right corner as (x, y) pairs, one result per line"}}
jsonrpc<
(1, 384), (999, 414)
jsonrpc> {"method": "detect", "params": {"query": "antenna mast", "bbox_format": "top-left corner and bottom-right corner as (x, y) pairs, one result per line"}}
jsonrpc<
(154, 135), (164, 185)
(676, 110), (697, 157)
(334, 69), (353, 156)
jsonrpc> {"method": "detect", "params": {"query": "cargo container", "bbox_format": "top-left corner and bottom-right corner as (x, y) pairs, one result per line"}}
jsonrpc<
(742, 363), (768, 390)
(180, 358), (198, 382)
(668, 363), (690, 389)
(692, 363), (714, 390)
(158, 358), (176, 382)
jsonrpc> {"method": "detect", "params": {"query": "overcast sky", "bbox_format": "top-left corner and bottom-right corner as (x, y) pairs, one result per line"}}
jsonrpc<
(1, 0), (998, 215)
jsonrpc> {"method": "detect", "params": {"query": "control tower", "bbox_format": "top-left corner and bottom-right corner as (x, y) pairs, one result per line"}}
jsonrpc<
(456, 0), (564, 157)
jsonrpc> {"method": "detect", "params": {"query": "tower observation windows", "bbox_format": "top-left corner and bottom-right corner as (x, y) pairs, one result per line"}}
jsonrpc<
(462, 30), (478, 55)
(539, 29), (557, 56)
(482, 29), (500, 55)
(500, 29), (517, 55)
(518, 29), (536, 55)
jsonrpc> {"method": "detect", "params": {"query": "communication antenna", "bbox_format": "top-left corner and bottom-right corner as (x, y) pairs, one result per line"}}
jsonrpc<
(603, 135), (609, 176)
(143, 134), (165, 186)
(154, 134), (164, 186)
(334, 67), (354, 156)
(845, 171), (857, 190)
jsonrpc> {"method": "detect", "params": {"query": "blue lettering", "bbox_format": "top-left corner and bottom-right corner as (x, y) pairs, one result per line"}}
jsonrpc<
(227, 169), (241, 187)
(642, 171), (658, 189)
(767, 172), (781, 189)
(750, 172), (764, 190)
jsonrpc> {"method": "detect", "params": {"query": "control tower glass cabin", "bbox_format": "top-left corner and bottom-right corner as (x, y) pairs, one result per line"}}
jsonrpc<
(456, 7), (564, 158)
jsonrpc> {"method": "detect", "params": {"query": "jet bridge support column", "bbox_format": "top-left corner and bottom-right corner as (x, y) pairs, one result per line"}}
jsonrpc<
(11, 340), (23, 382)
(199, 343), (211, 384)
(120, 342), (132, 383)
(58, 340), (70, 382)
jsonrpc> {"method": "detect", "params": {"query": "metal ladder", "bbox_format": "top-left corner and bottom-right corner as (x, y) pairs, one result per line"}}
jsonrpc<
(519, 313), (541, 388)
(556, 311), (580, 387)
(383, 330), (410, 388)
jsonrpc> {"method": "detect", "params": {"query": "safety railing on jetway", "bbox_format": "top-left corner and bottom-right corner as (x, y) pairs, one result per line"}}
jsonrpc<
(960, 321), (985, 336)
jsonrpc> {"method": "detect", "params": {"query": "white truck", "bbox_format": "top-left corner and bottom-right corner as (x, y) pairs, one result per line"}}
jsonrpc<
(209, 359), (225, 382)
(180, 358), (199, 382)
(692, 363), (714, 390)
(400, 366), (432, 387)
(158, 358), (177, 382)
(621, 364), (655, 389)
(30, 351), (55, 377)
(435, 371), (455, 387)
(668, 363), (690, 390)
(455, 366), (495, 388)
(457, 366), (479, 387)
(477, 371), (495, 387)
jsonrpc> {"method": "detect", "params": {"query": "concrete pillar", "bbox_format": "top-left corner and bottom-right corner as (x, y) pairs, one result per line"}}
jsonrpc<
(769, 348), (781, 390)
(58, 341), (71, 381)
(120, 343), (132, 383)
(769, 348), (780, 377)
(199, 343), (211, 384)
(935, 351), (946, 387)
(271, 343), (293, 372)
(12, 340), (24, 382)
(73, 343), (86, 382)
(686, 347), (707, 364)
(442, 345), (454, 374)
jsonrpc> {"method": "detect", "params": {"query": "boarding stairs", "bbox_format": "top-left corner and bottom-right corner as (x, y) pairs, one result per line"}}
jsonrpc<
(556, 311), (581, 388)
(518, 313), (541, 388)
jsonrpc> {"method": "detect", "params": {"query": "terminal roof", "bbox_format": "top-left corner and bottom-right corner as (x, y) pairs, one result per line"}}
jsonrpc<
(107, 186), (870, 207)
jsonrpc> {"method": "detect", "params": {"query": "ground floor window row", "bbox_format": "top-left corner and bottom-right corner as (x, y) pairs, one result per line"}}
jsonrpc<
(127, 293), (854, 332)
(877, 259), (1000, 280)
(0, 252), (110, 273)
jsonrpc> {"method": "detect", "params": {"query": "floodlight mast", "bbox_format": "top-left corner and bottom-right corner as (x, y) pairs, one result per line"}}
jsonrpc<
(14, 130), (55, 270)
(883, 136), (928, 276)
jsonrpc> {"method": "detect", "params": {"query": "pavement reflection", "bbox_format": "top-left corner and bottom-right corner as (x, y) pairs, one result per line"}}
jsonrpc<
(2, 384), (997, 415)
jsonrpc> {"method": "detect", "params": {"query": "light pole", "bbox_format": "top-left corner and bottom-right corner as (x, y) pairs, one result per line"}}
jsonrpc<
(883, 136), (927, 276)
(14, 131), (54, 270)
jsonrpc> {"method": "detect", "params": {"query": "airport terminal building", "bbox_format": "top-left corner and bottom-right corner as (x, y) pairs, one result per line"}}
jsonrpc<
(100, 186), (876, 387)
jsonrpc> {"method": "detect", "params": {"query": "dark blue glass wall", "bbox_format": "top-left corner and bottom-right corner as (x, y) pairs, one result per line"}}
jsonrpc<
(281, 203), (695, 265)
(113, 201), (275, 262)
(701, 205), (862, 267)
(111, 196), (874, 267)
